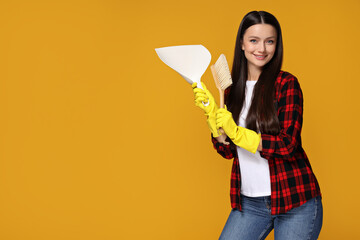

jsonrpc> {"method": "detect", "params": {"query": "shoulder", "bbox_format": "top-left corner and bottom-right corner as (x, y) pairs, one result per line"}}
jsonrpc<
(276, 70), (301, 91)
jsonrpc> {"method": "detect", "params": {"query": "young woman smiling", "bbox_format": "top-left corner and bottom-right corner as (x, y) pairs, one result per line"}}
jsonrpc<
(192, 11), (322, 240)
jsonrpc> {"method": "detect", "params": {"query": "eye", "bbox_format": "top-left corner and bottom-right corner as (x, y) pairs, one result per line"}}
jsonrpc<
(267, 40), (275, 44)
(250, 39), (257, 43)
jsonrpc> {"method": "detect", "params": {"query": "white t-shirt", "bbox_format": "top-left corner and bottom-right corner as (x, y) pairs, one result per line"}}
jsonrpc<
(236, 80), (271, 197)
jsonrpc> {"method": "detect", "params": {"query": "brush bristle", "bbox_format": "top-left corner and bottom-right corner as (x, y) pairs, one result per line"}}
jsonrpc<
(214, 54), (233, 90)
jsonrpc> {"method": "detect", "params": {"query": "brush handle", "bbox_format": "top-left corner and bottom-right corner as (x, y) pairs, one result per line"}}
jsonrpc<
(210, 65), (229, 144)
(218, 89), (225, 135)
(219, 89), (224, 109)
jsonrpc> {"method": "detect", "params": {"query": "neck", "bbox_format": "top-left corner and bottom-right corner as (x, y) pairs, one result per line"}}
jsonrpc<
(247, 65), (262, 81)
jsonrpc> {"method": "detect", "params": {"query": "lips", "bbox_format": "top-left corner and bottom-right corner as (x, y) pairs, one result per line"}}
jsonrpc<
(254, 54), (267, 60)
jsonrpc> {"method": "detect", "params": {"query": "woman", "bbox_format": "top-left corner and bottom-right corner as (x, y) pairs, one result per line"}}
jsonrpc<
(192, 11), (322, 239)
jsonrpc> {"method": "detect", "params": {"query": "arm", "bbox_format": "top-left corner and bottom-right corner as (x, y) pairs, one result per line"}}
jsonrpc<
(215, 134), (229, 145)
(260, 75), (303, 160)
(216, 106), (262, 154)
(211, 134), (236, 159)
(211, 86), (236, 159)
(257, 138), (263, 151)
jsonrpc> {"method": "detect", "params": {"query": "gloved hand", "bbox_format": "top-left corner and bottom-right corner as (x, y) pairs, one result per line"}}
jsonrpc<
(192, 82), (220, 137)
(216, 105), (261, 154)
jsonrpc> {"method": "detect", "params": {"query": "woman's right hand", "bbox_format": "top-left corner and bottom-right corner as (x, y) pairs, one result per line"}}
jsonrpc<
(191, 82), (217, 115)
(192, 82), (229, 144)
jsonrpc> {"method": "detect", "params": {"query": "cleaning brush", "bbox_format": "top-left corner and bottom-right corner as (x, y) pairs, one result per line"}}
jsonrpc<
(210, 54), (233, 136)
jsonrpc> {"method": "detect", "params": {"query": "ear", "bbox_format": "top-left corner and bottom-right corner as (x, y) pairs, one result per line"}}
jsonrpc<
(241, 41), (244, 51)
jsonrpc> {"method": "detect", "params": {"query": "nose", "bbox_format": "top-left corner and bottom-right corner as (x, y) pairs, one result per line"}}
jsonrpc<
(258, 41), (266, 53)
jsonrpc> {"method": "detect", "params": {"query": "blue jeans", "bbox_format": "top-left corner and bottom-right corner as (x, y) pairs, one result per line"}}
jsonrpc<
(219, 195), (323, 240)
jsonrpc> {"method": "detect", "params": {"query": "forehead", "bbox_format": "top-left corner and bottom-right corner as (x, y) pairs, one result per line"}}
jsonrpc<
(244, 24), (277, 38)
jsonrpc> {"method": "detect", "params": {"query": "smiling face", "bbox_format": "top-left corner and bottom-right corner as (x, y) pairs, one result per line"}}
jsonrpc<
(241, 24), (277, 79)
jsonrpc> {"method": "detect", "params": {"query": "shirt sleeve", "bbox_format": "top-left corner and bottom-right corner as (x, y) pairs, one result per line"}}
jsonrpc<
(260, 75), (303, 161)
(211, 134), (236, 159)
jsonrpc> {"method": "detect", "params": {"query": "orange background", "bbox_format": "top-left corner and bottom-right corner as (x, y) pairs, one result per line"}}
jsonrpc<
(0, 0), (359, 239)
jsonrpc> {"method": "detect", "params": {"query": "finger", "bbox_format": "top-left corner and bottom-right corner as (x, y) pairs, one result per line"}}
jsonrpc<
(195, 96), (209, 104)
(216, 112), (227, 119)
(195, 91), (208, 99)
(194, 92), (208, 99)
(193, 88), (206, 94)
(216, 108), (227, 114)
(192, 82), (197, 89)
(216, 115), (224, 122)
(217, 114), (228, 123)
(217, 108), (229, 114)
(216, 120), (224, 127)
(216, 117), (224, 125)
(217, 110), (231, 119)
(195, 97), (208, 102)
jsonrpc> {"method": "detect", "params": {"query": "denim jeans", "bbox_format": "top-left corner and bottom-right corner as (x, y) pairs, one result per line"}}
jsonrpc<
(219, 195), (323, 240)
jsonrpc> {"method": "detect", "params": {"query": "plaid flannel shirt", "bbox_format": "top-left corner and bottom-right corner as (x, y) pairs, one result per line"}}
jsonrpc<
(212, 70), (321, 215)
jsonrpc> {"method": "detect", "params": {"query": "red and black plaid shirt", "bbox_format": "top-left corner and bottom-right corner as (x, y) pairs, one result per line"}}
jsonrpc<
(211, 70), (321, 215)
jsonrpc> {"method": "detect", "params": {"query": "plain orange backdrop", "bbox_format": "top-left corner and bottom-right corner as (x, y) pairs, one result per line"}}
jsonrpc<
(0, 0), (359, 239)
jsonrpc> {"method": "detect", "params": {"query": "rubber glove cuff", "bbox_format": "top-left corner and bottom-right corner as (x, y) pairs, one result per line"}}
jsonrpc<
(231, 127), (261, 154)
(207, 115), (220, 137)
(216, 105), (261, 153)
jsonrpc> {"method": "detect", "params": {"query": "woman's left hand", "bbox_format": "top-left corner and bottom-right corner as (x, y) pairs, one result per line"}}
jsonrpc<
(216, 105), (262, 154)
(215, 106), (237, 139)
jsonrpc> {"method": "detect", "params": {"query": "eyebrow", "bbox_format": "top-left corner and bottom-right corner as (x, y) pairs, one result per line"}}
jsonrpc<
(248, 36), (276, 39)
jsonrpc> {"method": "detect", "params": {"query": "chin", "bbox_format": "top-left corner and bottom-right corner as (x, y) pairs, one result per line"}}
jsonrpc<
(255, 63), (267, 68)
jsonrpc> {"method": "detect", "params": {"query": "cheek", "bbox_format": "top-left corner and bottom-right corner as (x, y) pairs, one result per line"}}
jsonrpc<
(268, 45), (276, 54)
(243, 42), (254, 52)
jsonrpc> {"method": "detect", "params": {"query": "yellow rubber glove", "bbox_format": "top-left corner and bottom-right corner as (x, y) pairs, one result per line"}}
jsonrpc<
(192, 82), (220, 137)
(216, 105), (261, 154)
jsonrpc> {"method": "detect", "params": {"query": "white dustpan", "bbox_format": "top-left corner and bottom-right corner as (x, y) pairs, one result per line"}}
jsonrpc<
(155, 45), (211, 91)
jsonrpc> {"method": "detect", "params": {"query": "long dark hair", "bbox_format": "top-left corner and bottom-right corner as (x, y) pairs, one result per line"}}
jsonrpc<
(227, 11), (283, 135)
